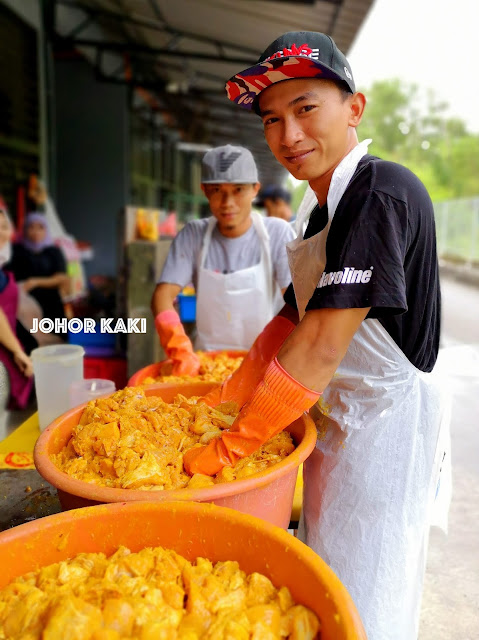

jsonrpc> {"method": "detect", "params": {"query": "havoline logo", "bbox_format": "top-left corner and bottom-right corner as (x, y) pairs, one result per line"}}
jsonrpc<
(318, 266), (373, 288)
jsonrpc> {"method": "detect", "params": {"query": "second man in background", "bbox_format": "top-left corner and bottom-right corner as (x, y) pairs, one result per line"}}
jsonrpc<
(151, 144), (295, 375)
(257, 184), (296, 225)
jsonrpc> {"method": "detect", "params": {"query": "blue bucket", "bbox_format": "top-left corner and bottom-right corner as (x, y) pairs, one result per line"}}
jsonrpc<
(177, 294), (196, 322)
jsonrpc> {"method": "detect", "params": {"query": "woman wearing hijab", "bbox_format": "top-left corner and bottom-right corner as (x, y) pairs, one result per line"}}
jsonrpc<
(6, 212), (69, 337)
(0, 204), (33, 413)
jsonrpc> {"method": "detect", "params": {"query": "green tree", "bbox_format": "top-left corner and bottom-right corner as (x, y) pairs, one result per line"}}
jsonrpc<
(285, 79), (478, 207)
(287, 179), (308, 214)
(358, 79), (478, 200)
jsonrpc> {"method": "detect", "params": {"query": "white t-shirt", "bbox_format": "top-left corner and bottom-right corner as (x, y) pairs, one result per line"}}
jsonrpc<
(159, 215), (295, 291)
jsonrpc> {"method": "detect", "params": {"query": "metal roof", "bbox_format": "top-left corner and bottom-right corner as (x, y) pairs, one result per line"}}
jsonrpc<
(54, 0), (374, 183)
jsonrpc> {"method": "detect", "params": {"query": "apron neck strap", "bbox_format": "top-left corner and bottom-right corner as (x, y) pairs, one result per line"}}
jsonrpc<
(251, 211), (274, 300)
(295, 139), (372, 238)
(327, 139), (371, 216)
(199, 216), (218, 269)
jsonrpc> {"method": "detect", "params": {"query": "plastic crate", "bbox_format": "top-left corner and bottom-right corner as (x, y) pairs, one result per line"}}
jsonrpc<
(68, 323), (116, 350)
(177, 294), (196, 322)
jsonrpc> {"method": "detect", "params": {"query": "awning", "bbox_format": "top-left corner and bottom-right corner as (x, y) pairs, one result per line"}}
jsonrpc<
(53, 0), (374, 183)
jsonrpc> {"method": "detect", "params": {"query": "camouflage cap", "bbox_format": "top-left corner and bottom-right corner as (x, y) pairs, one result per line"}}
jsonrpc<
(226, 31), (355, 111)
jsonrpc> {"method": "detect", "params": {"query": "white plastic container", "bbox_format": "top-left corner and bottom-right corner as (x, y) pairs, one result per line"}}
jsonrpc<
(31, 345), (85, 431)
(69, 378), (116, 408)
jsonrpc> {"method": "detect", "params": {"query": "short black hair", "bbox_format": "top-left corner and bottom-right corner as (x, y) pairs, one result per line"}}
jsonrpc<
(256, 185), (291, 206)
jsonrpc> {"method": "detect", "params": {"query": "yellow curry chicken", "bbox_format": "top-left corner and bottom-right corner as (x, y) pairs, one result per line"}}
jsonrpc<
(143, 351), (243, 385)
(52, 387), (295, 490)
(0, 545), (321, 639)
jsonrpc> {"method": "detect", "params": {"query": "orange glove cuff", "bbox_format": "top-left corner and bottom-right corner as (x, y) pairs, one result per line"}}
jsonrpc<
(184, 359), (321, 476)
(254, 357), (320, 415)
(221, 358), (321, 459)
(247, 315), (296, 365)
(155, 309), (181, 334)
(154, 309), (200, 376)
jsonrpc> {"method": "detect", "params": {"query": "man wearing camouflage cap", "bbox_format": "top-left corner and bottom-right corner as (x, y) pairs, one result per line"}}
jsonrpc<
(184, 32), (447, 640)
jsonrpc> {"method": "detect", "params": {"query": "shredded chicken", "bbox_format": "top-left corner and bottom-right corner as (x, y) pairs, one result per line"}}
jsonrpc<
(143, 351), (243, 385)
(52, 387), (295, 491)
(0, 545), (320, 639)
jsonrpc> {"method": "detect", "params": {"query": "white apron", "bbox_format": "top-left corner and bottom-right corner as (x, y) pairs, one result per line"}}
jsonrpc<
(195, 212), (278, 351)
(288, 142), (447, 640)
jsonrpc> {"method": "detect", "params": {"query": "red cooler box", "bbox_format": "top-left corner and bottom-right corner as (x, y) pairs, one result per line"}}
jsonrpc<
(84, 356), (127, 390)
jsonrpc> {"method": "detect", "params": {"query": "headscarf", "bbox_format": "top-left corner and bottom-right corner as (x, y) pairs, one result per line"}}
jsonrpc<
(0, 205), (13, 267)
(21, 212), (53, 253)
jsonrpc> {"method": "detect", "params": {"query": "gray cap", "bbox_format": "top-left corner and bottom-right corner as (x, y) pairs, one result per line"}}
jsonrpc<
(201, 144), (258, 184)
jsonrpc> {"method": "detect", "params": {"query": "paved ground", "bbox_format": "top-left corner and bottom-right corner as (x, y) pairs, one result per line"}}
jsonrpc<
(419, 276), (479, 639)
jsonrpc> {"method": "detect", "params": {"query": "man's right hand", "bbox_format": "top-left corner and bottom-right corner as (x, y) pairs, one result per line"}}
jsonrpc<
(154, 310), (200, 376)
(185, 357), (320, 476)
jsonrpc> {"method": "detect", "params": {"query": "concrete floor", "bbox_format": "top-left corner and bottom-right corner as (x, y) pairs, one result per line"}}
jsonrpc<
(419, 348), (479, 639)
(418, 277), (479, 639)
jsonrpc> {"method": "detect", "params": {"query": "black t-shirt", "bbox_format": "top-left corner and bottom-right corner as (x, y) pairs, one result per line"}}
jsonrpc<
(6, 243), (67, 324)
(284, 155), (441, 372)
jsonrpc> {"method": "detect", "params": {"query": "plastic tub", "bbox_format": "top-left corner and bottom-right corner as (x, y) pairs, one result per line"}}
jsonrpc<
(33, 382), (316, 528)
(0, 502), (367, 639)
(69, 378), (116, 408)
(127, 350), (247, 387)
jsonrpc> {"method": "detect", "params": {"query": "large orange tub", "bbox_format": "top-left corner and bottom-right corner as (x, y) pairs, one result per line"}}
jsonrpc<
(34, 383), (316, 528)
(0, 501), (367, 639)
(127, 350), (247, 387)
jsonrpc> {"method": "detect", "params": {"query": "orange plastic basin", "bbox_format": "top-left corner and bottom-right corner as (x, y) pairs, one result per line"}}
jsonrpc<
(0, 502), (367, 639)
(127, 350), (247, 387)
(34, 382), (316, 528)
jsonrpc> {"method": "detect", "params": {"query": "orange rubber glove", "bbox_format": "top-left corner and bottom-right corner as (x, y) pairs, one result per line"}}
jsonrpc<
(154, 310), (201, 376)
(202, 315), (296, 409)
(183, 357), (321, 476)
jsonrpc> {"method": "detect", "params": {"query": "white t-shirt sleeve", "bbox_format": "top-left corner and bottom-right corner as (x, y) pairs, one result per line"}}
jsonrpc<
(158, 220), (206, 288)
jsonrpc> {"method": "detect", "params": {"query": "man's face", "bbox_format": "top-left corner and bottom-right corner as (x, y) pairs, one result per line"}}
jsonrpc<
(202, 183), (260, 237)
(258, 78), (362, 193)
(264, 197), (292, 222)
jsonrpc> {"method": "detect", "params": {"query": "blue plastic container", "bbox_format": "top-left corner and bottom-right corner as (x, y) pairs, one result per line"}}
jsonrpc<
(177, 294), (196, 322)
